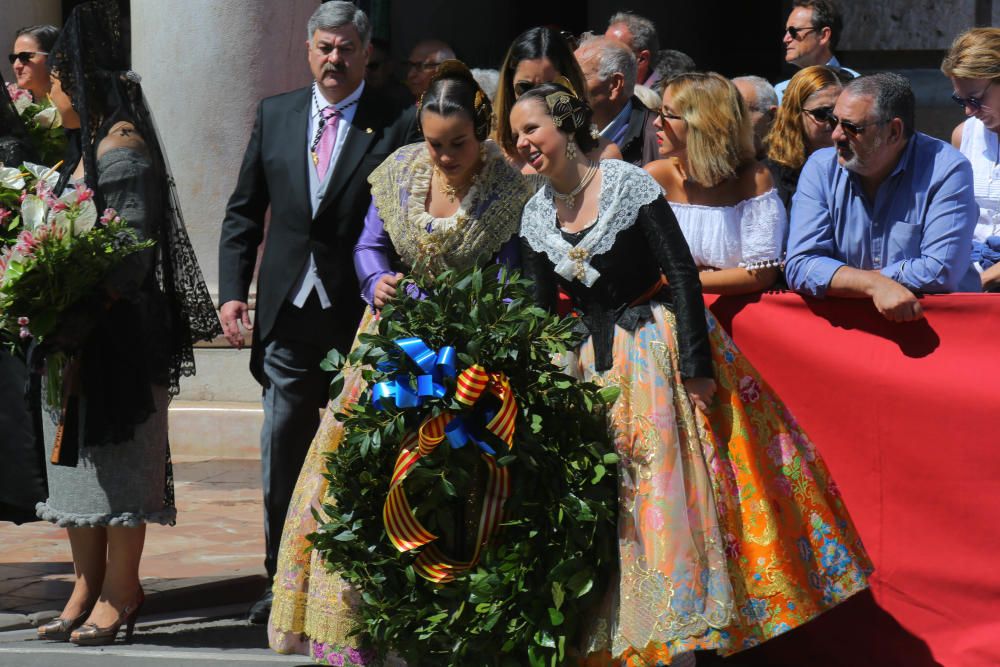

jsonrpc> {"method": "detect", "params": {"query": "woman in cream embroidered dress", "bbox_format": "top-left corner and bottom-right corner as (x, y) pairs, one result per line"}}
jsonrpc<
(512, 83), (872, 667)
(268, 61), (531, 666)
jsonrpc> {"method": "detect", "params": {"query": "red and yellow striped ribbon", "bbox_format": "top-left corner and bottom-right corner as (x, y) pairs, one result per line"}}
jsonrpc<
(382, 366), (518, 582)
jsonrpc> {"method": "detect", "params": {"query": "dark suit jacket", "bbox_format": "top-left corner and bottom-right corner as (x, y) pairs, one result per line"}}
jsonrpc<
(218, 84), (418, 369)
(617, 96), (660, 167)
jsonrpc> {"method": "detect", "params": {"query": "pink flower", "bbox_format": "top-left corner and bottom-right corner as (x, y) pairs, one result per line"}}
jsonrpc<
(0, 208), (10, 224)
(99, 207), (119, 225)
(738, 375), (760, 403)
(765, 433), (798, 468)
(17, 316), (29, 326)
(19, 326), (31, 339)
(74, 184), (94, 204)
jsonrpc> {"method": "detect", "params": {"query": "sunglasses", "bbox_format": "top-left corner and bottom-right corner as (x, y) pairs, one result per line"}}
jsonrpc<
(657, 109), (684, 124)
(8, 51), (48, 65)
(513, 81), (538, 98)
(802, 105), (834, 124)
(784, 25), (816, 40)
(951, 80), (994, 111)
(825, 112), (889, 137)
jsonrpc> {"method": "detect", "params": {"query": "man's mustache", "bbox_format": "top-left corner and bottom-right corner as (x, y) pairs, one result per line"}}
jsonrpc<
(322, 62), (347, 74)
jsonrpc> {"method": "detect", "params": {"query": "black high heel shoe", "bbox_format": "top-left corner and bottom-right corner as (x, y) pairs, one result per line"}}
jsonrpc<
(36, 607), (91, 641)
(70, 589), (144, 646)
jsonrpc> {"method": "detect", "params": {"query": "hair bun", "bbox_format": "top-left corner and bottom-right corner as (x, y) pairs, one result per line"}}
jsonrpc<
(429, 59), (476, 86)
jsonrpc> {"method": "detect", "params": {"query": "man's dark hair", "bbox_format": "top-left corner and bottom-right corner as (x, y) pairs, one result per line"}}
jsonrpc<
(15, 24), (60, 52)
(793, 0), (844, 50)
(844, 72), (915, 138)
(652, 49), (697, 94)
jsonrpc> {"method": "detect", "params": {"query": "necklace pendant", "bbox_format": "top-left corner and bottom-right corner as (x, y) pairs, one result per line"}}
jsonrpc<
(311, 151), (319, 166)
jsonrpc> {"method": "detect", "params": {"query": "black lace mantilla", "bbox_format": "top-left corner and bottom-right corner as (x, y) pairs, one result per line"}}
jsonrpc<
(49, 1), (220, 431)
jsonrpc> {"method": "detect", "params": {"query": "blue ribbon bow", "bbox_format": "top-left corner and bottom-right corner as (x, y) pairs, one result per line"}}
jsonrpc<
(372, 337), (456, 411)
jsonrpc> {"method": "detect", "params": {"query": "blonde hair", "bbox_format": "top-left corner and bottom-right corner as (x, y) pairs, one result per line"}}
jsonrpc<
(942, 28), (1000, 80)
(666, 72), (754, 187)
(766, 65), (842, 170)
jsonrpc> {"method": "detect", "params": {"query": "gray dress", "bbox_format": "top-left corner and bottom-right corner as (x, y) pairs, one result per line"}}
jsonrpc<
(36, 147), (175, 528)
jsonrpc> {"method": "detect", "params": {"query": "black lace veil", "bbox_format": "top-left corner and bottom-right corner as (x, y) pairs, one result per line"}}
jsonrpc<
(49, 0), (221, 397)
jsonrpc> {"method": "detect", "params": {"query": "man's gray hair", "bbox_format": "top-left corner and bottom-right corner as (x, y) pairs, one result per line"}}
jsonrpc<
(579, 35), (637, 93)
(733, 75), (778, 111)
(844, 72), (915, 138)
(307, 1), (371, 46)
(608, 11), (660, 65)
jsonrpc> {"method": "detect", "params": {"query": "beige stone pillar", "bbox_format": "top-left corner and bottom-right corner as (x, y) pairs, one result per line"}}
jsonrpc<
(130, 0), (317, 306)
(1, 0), (62, 84)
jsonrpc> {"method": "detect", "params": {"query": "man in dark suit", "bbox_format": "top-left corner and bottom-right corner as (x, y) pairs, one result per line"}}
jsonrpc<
(218, 1), (418, 622)
(575, 36), (659, 166)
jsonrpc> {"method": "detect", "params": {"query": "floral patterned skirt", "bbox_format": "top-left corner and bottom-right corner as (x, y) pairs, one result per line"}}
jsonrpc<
(570, 305), (872, 666)
(268, 310), (380, 666)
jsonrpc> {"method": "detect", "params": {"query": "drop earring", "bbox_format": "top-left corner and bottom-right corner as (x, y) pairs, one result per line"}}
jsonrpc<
(565, 139), (578, 160)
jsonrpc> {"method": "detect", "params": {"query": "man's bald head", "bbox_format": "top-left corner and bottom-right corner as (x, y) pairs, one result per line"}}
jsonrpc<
(406, 39), (456, 98)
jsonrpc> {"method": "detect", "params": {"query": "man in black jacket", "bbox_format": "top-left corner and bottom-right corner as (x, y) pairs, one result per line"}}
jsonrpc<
(218, 1), (418, 622)
(575, 36), (659, 166)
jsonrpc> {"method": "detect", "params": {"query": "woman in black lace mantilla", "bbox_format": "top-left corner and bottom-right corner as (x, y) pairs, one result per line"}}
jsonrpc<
(31, 0), (220, 645)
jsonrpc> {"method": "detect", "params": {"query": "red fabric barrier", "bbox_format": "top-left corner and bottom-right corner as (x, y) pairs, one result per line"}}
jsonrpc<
(703, 293), (1000, 667)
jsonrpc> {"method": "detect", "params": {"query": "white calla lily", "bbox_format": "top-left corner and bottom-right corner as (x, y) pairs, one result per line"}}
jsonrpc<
(19, 195), (48, 230)
(23, 162), (61, 190)
(12, 95), (30, 115)
(33, 107), (59, 129)
(51, 193), (98, 234)
(0, 166), (26, 190)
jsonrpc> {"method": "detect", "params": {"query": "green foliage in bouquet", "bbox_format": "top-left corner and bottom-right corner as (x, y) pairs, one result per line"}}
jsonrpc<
(7, 87), (68, 166)
(310, 265), (621, 667)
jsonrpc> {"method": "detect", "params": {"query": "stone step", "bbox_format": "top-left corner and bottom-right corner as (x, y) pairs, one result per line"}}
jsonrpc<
(168, 401), (261, 460)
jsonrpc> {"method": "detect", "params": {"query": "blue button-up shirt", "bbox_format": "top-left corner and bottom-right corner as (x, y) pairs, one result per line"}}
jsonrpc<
(774, 56), (860, 103)
(785, 132), (980, 297)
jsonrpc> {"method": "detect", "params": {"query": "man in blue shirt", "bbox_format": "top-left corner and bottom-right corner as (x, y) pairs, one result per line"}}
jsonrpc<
(785, 72), (980, 322)
(775, 0), (859, 103)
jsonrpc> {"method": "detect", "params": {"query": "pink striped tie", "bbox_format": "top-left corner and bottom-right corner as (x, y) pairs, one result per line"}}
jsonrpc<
(315, 106), (340, 180)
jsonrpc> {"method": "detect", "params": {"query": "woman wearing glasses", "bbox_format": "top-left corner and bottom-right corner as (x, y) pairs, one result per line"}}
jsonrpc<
(942, 27), (1000, 292)
(494, 26), (621, 172)
(645, 72), (787, 294)
(8, 25), (59, 102)
(765, 65), (847, 212)
(513, 82), (870, 667)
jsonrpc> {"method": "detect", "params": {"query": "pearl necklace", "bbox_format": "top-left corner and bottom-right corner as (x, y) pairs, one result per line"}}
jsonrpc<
(552, 161), (598, 208)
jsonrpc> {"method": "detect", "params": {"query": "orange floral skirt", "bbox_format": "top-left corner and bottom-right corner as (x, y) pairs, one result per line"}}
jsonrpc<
(569, 306), (872, 666)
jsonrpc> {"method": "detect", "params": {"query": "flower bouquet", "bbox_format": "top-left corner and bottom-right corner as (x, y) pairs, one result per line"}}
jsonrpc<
(0, 176), (154, 404)
(312, 265), (620, 666)
(6, 83), (67, 165)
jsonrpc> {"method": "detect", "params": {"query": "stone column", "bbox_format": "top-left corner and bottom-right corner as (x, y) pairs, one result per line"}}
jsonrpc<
(1, 0), (61, 84)
(130, 0), (317, 306)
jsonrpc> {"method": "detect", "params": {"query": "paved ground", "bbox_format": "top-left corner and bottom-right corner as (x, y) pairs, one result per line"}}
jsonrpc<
(0, 459), (267, 629)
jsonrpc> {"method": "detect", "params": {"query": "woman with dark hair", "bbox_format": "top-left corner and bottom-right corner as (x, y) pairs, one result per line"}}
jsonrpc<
(0, 82), (46, 527)
(494, 26), (621, 170)
(513, 83), (870, 666)
(31, 0), (219, 645)
(268, 60), (532, 666)
(9, 24), (60, 101)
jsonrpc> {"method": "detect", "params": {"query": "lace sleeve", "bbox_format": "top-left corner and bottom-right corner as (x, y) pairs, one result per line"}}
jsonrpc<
(738, 188), (787, 270)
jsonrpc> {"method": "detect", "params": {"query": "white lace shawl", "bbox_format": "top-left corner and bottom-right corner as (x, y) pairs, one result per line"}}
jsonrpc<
(520, 160), (662, 287)
(670, 188), (787, 271)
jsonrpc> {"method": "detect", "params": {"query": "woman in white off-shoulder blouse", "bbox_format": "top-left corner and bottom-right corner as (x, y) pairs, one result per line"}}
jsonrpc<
(645, 72), (787, 294)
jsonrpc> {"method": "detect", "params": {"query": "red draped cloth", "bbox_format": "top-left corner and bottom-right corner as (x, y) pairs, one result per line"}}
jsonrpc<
(702, 293), (1000, 667)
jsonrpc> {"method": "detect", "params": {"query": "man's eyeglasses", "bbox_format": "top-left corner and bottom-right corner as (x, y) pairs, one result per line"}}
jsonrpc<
(825, 112), (890, 137)
(406, 61), (441, 72)
(8, 51), (48, 65)
(802, 106), (834, 124)
(784, 26), (816, 40)
(951, 80), (994, 111)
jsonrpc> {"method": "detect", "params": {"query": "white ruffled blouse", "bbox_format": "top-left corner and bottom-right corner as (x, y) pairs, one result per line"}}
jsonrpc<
(671, 188), (787, 270)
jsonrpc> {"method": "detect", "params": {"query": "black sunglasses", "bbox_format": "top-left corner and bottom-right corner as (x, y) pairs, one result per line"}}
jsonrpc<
(8, 51), (48, 65)
(951, 80), (994, 111)
(802, 106), (834, 123)
(825, 112), (889, 137)
(784, 26), (816, 40)
(513, 81), (537, 98)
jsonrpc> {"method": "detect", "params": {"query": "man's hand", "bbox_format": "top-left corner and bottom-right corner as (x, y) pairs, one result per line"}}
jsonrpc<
(373, 273), (404, 309)
(220, 300), (252, 348)
(684, 377), (717, 413)
(870, 278), (923, 322)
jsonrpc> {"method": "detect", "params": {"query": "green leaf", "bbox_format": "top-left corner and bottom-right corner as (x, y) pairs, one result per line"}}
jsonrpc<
(591, 464), (606, 484)
(548, 607), (564, 626)
(598, 385), (622, 405)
